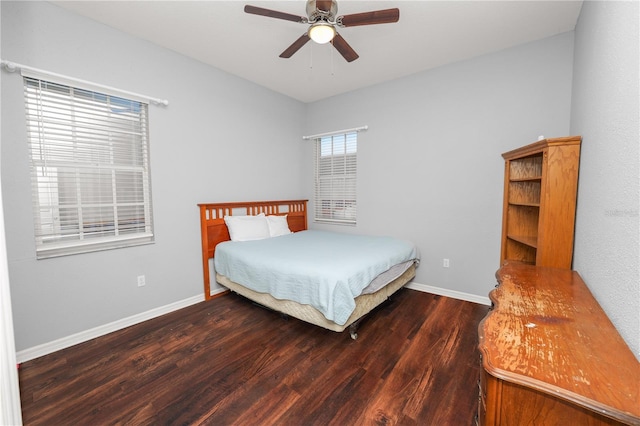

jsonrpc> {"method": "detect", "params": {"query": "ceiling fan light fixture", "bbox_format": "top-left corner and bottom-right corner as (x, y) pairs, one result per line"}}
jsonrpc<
(308, 22), (336, 44)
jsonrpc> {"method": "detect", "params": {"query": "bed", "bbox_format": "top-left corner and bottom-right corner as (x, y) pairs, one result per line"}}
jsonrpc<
(198, 199), (419, 338)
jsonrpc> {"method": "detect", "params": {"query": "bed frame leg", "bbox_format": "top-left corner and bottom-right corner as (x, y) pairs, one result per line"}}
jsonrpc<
(349, 321), (361, 340)
(347, 294), (397, 340)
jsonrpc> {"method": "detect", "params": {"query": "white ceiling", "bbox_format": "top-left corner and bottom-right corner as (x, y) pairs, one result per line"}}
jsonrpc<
(53, 0), (583, 103)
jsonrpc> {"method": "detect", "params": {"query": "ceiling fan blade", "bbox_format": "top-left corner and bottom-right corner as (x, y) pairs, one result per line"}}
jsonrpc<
(280, 33), (311, 58)
(332, 33), (359, 62)
(338, 8), (400, 27)
(244, 5), (307, 23)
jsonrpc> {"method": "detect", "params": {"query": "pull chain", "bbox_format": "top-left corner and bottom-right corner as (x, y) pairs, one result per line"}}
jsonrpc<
(330, 39), (335, 76)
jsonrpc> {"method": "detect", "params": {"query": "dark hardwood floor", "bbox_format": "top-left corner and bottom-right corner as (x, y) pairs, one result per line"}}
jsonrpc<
(19, 288), (489, 425)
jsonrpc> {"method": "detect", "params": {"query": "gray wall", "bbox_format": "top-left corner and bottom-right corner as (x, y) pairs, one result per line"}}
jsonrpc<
(2, 1), (637, 359)
(1, 1), (305, 351)
(305, 33), (574, 298)
(571, 1), (639, 358)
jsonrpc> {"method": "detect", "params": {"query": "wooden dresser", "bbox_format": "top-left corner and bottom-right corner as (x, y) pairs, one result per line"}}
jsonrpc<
(477, 262), (640, 425)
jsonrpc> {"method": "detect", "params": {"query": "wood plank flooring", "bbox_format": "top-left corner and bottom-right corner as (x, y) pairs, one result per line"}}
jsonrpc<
(19, 289), (489, 425)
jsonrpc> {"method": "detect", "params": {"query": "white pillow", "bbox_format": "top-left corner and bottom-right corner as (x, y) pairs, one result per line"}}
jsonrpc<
(267, 215), (291, 237)
(224, 213), (270, 242)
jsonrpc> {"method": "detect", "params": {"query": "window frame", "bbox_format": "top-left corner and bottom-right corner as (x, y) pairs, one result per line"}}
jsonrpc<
(22, 74), (155, 259)
(313, 132), (357, 225)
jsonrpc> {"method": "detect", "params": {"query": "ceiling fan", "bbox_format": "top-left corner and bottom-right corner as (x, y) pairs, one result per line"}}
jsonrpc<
(244, 0), (400, 62)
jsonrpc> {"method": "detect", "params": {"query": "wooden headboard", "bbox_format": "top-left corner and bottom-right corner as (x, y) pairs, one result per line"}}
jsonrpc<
(198, 199), (308, 300)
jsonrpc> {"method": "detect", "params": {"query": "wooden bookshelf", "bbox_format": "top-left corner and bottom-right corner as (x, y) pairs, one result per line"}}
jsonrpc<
(500, 136), (581, 268)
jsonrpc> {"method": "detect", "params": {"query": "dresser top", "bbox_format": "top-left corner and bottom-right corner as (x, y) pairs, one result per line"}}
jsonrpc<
(478, 262), (640, 424)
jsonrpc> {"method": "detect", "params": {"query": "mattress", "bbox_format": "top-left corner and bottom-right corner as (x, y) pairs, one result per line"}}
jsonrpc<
(214, 230), (420, 325)
(216, 263), (416, 333)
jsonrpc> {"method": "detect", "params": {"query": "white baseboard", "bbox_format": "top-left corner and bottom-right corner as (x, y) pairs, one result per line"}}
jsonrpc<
(406, 281), (491, 306)
(16, 284), (485, 363)
(16, 288), (227, 363)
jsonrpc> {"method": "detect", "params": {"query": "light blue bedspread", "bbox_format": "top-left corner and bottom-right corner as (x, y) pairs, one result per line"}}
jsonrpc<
(214, 230), (419, 325)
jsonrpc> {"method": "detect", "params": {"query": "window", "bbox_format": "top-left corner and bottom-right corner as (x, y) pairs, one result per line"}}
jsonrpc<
(314, 132), (357, 224)
(23, 76), (154, 258)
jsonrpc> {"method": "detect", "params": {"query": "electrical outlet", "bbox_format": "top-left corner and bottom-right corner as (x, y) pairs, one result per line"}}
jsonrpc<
(443, 259), (450, 268)
(137, 275), (146, 287)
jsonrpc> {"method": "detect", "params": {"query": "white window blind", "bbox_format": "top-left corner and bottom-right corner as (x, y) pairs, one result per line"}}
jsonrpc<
(314, 132), (357, 224)
(23, 76), (154, 259)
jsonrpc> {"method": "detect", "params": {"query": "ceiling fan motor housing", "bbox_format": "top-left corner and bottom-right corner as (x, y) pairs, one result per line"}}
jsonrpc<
(306, 0), (337, 22)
